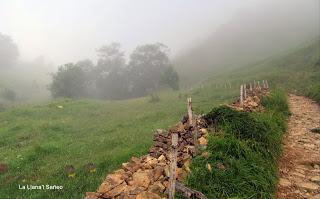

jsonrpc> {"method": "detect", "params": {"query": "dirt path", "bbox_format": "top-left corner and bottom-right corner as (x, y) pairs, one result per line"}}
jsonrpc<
(277, 94), (320, 199)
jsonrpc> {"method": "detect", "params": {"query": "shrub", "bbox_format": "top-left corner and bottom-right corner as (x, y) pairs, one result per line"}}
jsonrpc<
(1, 88), (16, 101)
(148, 93), (160, 103)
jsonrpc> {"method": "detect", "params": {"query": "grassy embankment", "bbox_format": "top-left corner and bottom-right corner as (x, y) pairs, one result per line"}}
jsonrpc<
(185, 90), (290, 198)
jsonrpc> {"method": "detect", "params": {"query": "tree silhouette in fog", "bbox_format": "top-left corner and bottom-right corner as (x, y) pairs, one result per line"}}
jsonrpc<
(0, 33), (19, 68)
(49, 43), (179, 99)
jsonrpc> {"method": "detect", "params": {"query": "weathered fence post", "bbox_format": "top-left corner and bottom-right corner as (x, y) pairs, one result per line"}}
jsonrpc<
(253, 80), (256, 89)
(262, 80), (265, 88)
(187, 98), (198, 154)
(169, 133), (178, 199)
(240, 85), (243, 107)
(245, 84), (247, 98)
(229, 82), (232, 89)
(257, 81), (261, 90)
(265, 80), (269, 89)
(250, 83), (253, 92)
(187, 97), (193, 126)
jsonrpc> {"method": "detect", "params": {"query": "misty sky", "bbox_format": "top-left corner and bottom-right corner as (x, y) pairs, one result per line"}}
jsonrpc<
(0, 0), (265, 65)
(1, 0), (319, 67)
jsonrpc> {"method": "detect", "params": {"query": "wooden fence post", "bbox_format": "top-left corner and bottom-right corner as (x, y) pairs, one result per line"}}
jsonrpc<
(244, 84), (247, 99)
(250, 83), (253, 92)
(187, 98), (198, 154)
(266, 80), (269, 89)
(240, 85), (243, 107)
(253, 80), (256, 89)
(187, 98), (193, 126)
(257, 81), (261, 90)
(262, 80), (265, 88)
(169, 133), (178, 199)
(229, 82), (232, 89)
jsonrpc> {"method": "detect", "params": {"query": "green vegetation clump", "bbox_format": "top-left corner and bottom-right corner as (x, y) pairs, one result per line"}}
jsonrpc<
(204, 106), (269, 143)
(305, 83), (320, 103)
(186, 90), (289, 199)
(148, 93), (161, 103)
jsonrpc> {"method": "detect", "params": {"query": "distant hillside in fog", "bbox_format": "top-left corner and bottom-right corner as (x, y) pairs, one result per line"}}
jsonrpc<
(174, 0), (319, 85)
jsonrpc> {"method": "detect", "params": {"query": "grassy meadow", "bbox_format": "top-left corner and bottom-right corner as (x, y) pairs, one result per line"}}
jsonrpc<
(0, 40), (319, 198)
(0, 88), (237, 198)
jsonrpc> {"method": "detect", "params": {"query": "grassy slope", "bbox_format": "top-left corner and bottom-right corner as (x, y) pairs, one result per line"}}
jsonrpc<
(0, 40), (318, 198)
(200, 39), (320, 102)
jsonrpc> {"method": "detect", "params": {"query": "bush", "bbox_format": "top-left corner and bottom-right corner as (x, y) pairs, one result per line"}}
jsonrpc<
(1, 88), (16, 101)
(0, 103), (5, 112)
(49, 63), (87, 99)
(148, 93), (160, 103)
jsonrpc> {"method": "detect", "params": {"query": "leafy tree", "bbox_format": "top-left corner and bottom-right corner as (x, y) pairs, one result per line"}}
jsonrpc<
(49, 63), (87, 98)
(161, 66), (179, 90)
(48, 42), (179, 100)
(0, 33), (19, 68)
(128, 43), (178, 97)
(95, 43), (128, 99)
(75, 59), (97, 97)
(76, 59), (94, 73)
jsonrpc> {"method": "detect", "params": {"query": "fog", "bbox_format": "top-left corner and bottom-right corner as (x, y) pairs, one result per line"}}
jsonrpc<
(0, 0), (319, 102)
(1, 0), (256, 64)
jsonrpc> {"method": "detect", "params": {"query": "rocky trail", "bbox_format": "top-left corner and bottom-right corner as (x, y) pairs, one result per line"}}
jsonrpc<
(277, 94), (320, 199)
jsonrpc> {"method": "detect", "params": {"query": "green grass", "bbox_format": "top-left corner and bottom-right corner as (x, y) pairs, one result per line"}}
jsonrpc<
(0, 88), (238, 198)
(185, 90), (289, 199)
(0, 40), (318, 198)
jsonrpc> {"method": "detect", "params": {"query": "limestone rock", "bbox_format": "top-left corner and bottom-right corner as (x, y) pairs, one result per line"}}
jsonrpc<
(198, 137), (208, 146)
(97, 181), (113, 193)
(310, 176), (320, 183)
(279, 178), (291, 187)
(297, 182), (319, 190)
(136, 191), (162, 199)
(158, 155), (166, 162)
(85, 192), (100, 199)
(129, 187), (145, 195)
(97, 173), (125, 194)
(132, 171), (151, 188)
(313, 194), (320, 199)
(145, 156), (158, 168)
(148, 181), (165, 194)
(153, 166), (164, 181)
(199, 128), (208, 133)
(102, 182), (127, 198)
